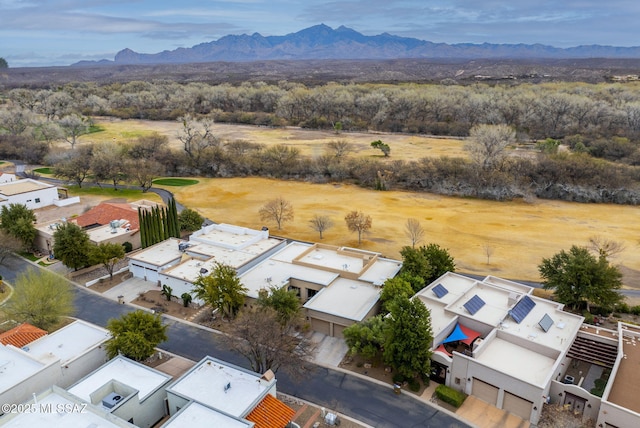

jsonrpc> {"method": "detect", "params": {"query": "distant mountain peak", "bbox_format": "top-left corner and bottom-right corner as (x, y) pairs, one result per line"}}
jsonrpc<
(74, 25), (640, 67)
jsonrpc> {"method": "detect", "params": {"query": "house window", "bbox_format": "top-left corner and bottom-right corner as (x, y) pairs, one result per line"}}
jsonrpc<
(307, 288), (318, 300)
(455, 377), (461, 385)
(35, 198), (40, 203)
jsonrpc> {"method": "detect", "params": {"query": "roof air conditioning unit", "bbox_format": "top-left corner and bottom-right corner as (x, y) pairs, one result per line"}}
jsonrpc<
(102, 392), (123, 409)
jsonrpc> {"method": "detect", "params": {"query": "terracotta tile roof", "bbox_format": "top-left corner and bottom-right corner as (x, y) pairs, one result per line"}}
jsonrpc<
(73, 202), (139, 230)
(246, 394), (295, 428)
(0, 323), (47, 348)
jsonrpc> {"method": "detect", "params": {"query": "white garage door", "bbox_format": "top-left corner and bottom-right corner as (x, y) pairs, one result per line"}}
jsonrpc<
(472, 378), (499, 405)
(130, 263), (146, 279)
(503, 392), (533, 420)
(310, 318), (330, 336)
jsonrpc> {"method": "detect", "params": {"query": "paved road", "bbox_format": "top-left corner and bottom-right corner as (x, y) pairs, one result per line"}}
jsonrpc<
(0, 255), (469, 428)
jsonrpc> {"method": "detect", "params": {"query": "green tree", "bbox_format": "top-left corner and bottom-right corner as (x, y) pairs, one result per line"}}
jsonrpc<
(371, 140), (390, 156)
(0, 230), (22, 264)
(53, 222), (91, 271)
(539, 245), (624, 312)
(399, 246), (431, 292)
(0, 203), (37, 249)
(383, 295), (432, 380)
(380, 277), (415, 313)
(193, 263), (247, 319)
(343, 315), (386, 360)
(105, 310), (168, 361)
(3, 268), (74, 330)
(257, 286), (301, 326)
(0, 57), (8, 68)
(89, 242), (125, 280)
(178, 207), (204, 232)
(421, 243), (456, 284)
(399, 244), (455, 292)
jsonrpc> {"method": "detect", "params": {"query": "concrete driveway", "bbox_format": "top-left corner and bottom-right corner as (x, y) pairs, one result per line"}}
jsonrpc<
(101, 277), (157, 303)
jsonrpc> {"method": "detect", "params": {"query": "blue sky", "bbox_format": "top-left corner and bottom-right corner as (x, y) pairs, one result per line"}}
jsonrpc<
(2, 0), (639, 67)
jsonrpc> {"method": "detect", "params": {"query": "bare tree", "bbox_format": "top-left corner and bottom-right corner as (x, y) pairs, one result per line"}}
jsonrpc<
(259, 197), (294, 230)
(326, 140), (353, 158)
(309, 214), (334, 239)
(589, 236), (625, 258)
(125, 158), (165, 192)
(58, 114), (90, 149)
(483, 244), (494, 265)
(466, 124), (515, 170)
(177, 115), (219, 165)
(404, 218), (425, 248)
(221, 306), (315, 379)
(345, 210), (372, 245)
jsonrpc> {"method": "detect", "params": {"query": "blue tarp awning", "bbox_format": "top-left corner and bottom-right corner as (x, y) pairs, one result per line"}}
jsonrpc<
(442, 323), (469, 344)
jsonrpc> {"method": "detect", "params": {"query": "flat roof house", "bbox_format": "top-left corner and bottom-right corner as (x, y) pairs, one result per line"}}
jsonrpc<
(240, 242), (401, 337)
(0, 178), (59, 210)
(128, 223), (286, 300)
(23, 319), (111, 388)
(0, 343), (58, 412)
(0, 386), (136, 428)
(166, 356), (294, 428)
(67, 355), (172, 428)
(417, 272), (584, 425)
(0, 320), (110, 410)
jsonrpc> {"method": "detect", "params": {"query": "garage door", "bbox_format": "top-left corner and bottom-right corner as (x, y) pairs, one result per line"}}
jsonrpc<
(310, 318), (330, 336)
(471, 378), (499, 405)
(503, 392), (533, 420)
(334, 324), (346, 338)
(130, 263), (146, 279)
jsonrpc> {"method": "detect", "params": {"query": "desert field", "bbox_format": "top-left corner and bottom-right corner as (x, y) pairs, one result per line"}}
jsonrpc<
(164, 177), (640, 287)
(79, 118), (469, 160)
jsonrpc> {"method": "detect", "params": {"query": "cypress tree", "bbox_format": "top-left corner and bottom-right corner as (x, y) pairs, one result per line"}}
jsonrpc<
(162, 206), (170, 240)
(137, 208), (146, 248)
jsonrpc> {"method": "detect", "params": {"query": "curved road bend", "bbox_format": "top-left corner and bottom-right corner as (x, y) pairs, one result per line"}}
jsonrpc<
(0, 255), (469, 428)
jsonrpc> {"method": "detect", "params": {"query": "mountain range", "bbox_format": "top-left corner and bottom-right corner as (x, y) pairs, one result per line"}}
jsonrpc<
(74, 24), (640, 66)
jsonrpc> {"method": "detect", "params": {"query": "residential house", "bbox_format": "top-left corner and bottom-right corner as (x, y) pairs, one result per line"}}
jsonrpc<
(67, 355), (172, 428)
(0, 386), (137, 427)
(165, 356), (294, 428)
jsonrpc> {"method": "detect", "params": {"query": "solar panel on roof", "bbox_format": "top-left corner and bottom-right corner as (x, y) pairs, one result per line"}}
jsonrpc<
(539, 313), (554, 332)
(509, 295), (536, 324)
(463, 295), (486, 315)
(432, 283), (448, 299)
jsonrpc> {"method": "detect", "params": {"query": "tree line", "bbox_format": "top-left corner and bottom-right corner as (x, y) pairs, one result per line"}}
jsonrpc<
(5, 80), (640, 139)
(3, 82), (640, 203)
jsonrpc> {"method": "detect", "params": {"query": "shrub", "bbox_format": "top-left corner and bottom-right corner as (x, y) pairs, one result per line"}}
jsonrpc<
(122, 242), (133, 253)
(615, 303), (630, 314)
(630, 305), (640, 316)
(583, 311), (595, 324)
(408, 378), (421, 392)
(435, 384), (467, 408)
(392, 373), (406, 384)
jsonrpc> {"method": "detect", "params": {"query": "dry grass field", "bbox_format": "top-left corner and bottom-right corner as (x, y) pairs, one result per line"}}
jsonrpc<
(73, 119), (640, 296)
(166, 177), (640, 288)
(80, 118), (468, 160)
